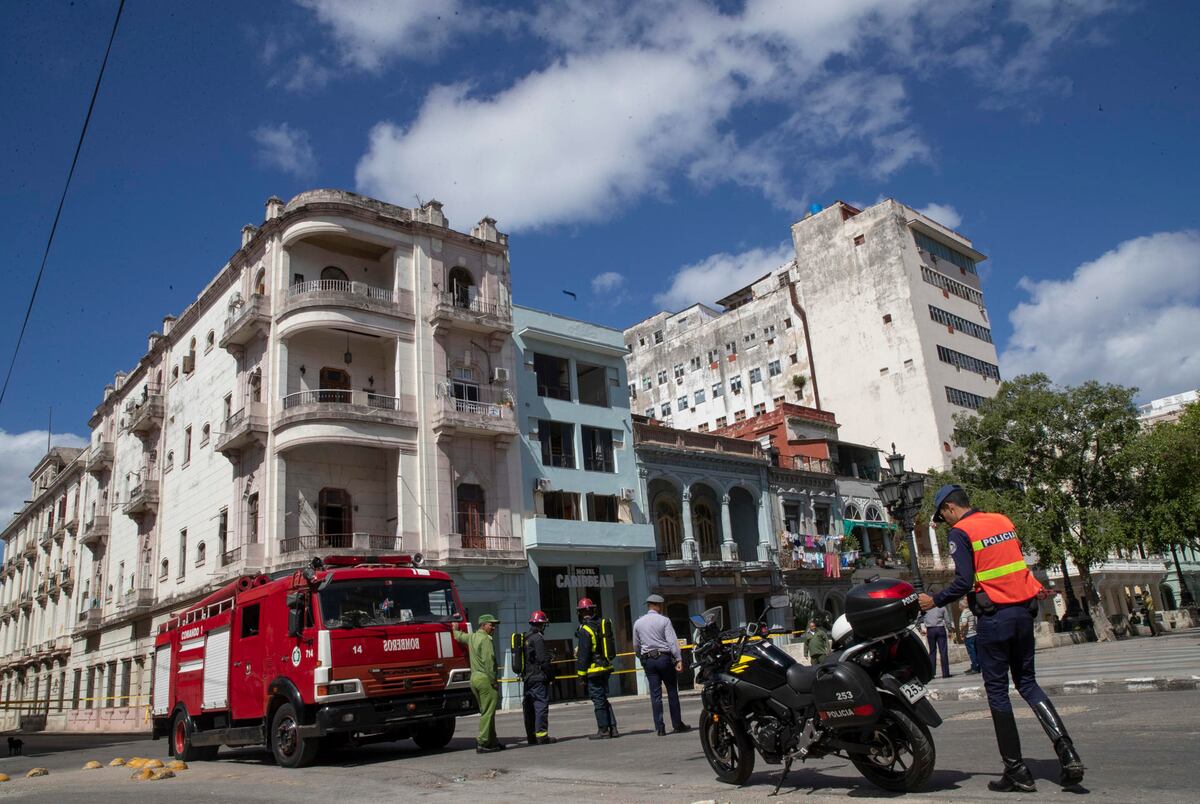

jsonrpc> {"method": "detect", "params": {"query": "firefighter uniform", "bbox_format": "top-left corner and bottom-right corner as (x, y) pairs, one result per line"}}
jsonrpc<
(522, 611), (555, 744)
(453, 614), (503, 752)
(575, 600), (618, 739)
(929, 485), (1083, 792)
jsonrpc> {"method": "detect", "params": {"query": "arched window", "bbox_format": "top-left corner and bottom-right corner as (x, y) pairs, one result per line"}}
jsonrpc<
(844, 503), (861, 520)
(201, 423), (211, 445)
(253, 268), (267, 296)
(321, 265), (348, 283)
(159, 558), (169, 581)
(171, 366), (179, 384)
(865, 506), (883, 521)
(196, 541), (206, 566)
(165, 450), (175, 470)
(318, 488), (352, 544)
(448, 267), (474, 308)
(654, 499), (682, 560)
(189, 337), (197, 355)
(693, 502), (719, 559)
(205, 330), (215, 351)
(456, 484), (486, 549)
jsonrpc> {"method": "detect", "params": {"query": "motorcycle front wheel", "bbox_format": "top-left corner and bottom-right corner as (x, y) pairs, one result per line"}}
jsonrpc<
(849, 701), (935, 792)
(700, 708), (755, 786)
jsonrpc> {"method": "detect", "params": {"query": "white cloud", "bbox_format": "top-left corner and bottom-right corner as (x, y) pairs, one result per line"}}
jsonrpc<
(252, 123), (317, 177)
(916, 202), (963, 230)
(591, 272), (624, 294)
(295, 0), (467, 70)
(0, 430), (87, 527)
(1001, 230), (1200, 401)
(655, 241), (793, 311)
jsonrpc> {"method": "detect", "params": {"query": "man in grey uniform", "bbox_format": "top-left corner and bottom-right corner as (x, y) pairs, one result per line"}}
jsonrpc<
(633, 594), (692, 736)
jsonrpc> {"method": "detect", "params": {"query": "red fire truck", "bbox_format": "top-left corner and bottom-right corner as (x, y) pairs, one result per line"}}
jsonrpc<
(151, 554), (477, 767)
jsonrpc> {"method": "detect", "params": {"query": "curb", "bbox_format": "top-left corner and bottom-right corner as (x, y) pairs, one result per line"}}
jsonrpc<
(928, 675), (1200, 701)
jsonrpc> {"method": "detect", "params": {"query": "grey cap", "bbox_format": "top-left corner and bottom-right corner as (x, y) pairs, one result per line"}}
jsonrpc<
(646, 594), (665, 605)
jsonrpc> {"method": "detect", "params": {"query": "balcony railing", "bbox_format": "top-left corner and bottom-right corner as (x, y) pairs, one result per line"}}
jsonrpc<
(792, 456), (834, 474)
(38, 528), (53, 550)
(81, 515), (110, 547)
(126, 387), (164, 435)
(282, 281), (414, 319)
(450, 512), (520, 556)
(220, 293), (271, 349)
(431, 292), (513, 332)
(279, 533), (404, 554)
(215, 402), (268, 455)
(433, 388), (515, 436)
(122, 480), (160, 516)
(583, 454), (615, 473)
(86, 441), (114, 475)
(283, 390), (405, 410)
(220, 547), (242, 567)
(21, 541), (36, 560)
(122, 585), (155, 612)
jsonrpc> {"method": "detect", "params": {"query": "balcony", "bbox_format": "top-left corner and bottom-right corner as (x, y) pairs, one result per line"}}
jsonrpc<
(430, 292), (513, 334)
(59, 567), (74, 593)
(446, 513), (524, 563)
(219, 293), (271, 350)
(126, 389), (164, 435)
(81, 515), (110, 548)
(76, 604), (102, 634)
(39, 528), (53, 550)
(86, 441), (114, 476)
(121, 585), (155, 614)
(122, 480), (160, 517)
(792, 456), (834, 474)
(36, 582), (48, 606)
(54, 511), (76, 543)
(19, 592), (33, 612)
(432, 388), (517, 438)
(280, 280), (414, 323)
(279, 533), (404, 556)
(21, 541), (36, 560)
(215, 402), (269, 456)
(276, 390), (417, 433)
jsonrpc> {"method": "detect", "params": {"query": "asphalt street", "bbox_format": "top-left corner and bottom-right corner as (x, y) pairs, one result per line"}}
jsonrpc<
(0, 689), (1196, 803)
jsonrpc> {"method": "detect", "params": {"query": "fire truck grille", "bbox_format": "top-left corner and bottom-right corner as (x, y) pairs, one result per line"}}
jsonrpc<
(364, 670), (443, 696)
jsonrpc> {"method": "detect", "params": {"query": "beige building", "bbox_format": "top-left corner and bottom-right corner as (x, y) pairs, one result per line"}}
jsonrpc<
(1137, 389), (1198, 427)
(0, 190), (525, 732)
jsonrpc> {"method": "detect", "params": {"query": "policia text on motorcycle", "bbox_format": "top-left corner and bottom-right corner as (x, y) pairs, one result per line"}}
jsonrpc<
(575, 597), (619, 739)
(919, 485), (1085, 793)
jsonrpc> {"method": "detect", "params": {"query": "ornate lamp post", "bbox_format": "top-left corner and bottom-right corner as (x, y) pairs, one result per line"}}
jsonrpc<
(875, 444), (928, 591)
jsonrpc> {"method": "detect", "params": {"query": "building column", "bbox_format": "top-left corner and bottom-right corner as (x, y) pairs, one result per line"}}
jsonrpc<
(628, 559), (650, 695)
(720, 494), (737, 561)
(729, 595), (748, 629)
(681, 490), (697, 561)
(1148, 576), (1166, 613)
(927, 524), (941, 562)
(756, 490), (771, 561)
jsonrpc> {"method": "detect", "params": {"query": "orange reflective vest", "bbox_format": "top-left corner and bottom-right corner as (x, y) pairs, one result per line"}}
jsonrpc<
(957, 512), (1043, 605)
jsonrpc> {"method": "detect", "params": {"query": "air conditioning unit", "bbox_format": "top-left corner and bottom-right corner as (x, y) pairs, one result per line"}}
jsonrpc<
(620, 488), (636, 501)
(492, 367), (510, 383)
(533, 478), (553, 493)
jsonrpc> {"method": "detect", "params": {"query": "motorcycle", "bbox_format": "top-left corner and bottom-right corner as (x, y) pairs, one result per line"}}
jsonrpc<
(692, 579), (942, 793)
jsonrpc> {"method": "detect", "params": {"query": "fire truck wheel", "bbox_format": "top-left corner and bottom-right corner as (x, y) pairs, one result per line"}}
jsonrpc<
(412, 718), (456, 751)
(270, 703), (320, 768)
(171, 711), (218, 762)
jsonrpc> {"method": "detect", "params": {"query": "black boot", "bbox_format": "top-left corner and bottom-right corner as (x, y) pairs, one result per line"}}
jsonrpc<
(607, 725), (620, 738)
(588, 728), (611, 740)
(1031, 700), (1085, 786)
(987, 709), (1037, 793)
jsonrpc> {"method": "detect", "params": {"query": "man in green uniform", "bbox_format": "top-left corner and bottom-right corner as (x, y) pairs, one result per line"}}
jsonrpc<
(453, 613), (505, 753)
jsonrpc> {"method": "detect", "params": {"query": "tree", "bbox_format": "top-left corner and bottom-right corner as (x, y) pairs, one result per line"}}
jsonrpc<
(948, 374), (1141, 641)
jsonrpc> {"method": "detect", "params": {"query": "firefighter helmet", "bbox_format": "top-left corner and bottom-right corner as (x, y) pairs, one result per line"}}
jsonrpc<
(576, 597), (596, 611)
(529, 610), (549, 624)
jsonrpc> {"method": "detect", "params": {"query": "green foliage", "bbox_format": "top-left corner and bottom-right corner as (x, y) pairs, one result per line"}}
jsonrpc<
(1121, 402), (1200, 554)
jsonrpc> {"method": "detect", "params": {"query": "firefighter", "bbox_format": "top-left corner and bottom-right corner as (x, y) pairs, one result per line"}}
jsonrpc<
(522, 610), (556, 745)
(919, 485), (1084, 792)
(453, 613), (505, 753)
(575, 598), (619, 739)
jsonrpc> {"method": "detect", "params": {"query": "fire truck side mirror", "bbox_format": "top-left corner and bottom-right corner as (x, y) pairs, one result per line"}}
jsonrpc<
(286, 591), (306, 638)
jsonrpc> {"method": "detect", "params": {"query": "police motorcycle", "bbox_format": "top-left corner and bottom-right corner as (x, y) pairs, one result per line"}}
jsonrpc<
(692, 579), (943, 793)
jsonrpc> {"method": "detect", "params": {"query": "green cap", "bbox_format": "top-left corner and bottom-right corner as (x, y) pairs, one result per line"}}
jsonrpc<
(478, 614), (500, 626)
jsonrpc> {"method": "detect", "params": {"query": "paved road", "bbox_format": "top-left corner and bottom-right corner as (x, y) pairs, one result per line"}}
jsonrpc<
(0, 688), (1196, 802)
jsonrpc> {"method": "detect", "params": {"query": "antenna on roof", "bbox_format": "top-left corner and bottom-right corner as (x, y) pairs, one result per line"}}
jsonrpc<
(47, 406), (52, 452)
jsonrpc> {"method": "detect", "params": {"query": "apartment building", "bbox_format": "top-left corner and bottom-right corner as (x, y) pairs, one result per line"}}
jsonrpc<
(0, 449), (85, 731)
(513, 306), (655, 699)
(1, 189), (525, 732)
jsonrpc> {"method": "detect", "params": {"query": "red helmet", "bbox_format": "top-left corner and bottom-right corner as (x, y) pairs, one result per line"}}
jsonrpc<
(529, 610), (549, 624)
(576, 597), (596, 611)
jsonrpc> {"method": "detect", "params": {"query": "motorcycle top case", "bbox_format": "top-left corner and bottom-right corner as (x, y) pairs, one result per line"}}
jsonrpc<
(813, 661), (883, 727)
(845, 579), (920, 639)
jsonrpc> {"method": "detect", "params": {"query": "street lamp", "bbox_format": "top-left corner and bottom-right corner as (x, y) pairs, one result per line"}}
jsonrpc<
(875, 443), (928, 591)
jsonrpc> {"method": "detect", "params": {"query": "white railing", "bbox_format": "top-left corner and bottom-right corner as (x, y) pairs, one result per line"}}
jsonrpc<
(438, 292), (510, 318)
(282, 391), (403, 411)
(287, 279), (393, 303)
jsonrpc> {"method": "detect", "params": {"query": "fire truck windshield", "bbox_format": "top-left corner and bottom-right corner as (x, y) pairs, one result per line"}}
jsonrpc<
(318, 578), (460, 629)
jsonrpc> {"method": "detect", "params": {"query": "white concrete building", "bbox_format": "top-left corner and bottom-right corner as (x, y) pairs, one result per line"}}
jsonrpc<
(1137, 388), (1198, 427)
(1, 190), (525, 732)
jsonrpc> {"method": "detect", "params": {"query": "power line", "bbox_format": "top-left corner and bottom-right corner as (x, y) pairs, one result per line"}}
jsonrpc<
(0, 0), (126, 411)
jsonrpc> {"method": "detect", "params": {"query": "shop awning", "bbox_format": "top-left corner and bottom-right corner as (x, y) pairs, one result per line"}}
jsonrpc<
(843, 519), (896, 536)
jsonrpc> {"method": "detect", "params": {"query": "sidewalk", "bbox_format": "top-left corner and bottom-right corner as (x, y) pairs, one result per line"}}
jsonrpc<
(927, 626), (1200, 700)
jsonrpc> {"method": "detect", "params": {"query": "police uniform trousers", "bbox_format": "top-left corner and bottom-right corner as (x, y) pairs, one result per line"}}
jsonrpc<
(975, 603), (1049, 712)
(925, 625), (950, 677)
(471, 673), (499, 746)
(641, 654), (684, 732)
(522, 677), (550, 738)
(587, 671), (615, 729)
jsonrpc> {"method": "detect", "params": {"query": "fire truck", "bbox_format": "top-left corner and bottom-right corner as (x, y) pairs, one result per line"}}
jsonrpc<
(151, 554), (477, 767)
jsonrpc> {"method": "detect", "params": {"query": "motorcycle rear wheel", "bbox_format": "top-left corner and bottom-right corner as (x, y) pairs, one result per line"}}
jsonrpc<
(849, 702), (935, 792)
(700, 709), (755, 786)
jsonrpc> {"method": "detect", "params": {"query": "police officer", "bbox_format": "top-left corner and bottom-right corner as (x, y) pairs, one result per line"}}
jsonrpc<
(575, 598), (619, 739)
(919, 485), (1084, 792)
(522, 610), (556, 745)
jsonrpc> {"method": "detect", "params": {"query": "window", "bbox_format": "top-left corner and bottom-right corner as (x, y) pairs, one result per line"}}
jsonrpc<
(451, 366), (480, 406)
(534, 353), (571, 400)
(748, 368), (762, 384)
(654, 499), (682, 559)
(768, 360), (782, 377)
(815, 504), (832, 535)
(240, 603), (261, 638)
(638, 336), (646, 347)
(854, 234), (865, 246)
(183, 426), (192, 465)
(178, 530), (187, 578)
(694, 389), (706, 405)
(783, 318), (792, 329)
(661, 402), (671, 417)
(743, 332), (756, 345)
(929, 305), (992, 342)
(937, 345), (1001, 380)
(576, 361), (608, 406)
(544, 491), (581, 520)
(171, 366), (179, 384)
(715, 416), (727, 428)
(642, 375), (651, 391)
(689, 356), (702, 371)
(645, 407), (654, 418)
(626, 342), (633, 352)
(657, 369), (668, 385)
(677, 395), (689, 410)
(318, 488), (352, 537)
(734, 410), (746, 421)
(456, 484), (486, 548)
(706, 349), (719, 364)
(763, 325), (776, 338)
(921, 265), (985, 306)
(711, 382), (724, 398)
(697, 422), (709, 432)
(914, 231), (978, 275)
(628, 382), (637, 400)
(586, 493), (620, 523)
(773, 395), (785, 406)
(581, 426), (615, 472)
(538, 565), (572, 621)
(692, 502), (719, 558)
(165, 450), (175, 471)
(253, 268), (266, 295)
(882, 314), (892, 324)
(247, 493), (259, 544)
(200, 423), (210, 446)
(653, 330), (664, 344)
(217, 508), (228, 560)
(725, 341), (737, 356)
(789, 353), (799, 364)
(195, 541), (206, 566)
(448, 267), (475, 308)
(730, 376), (743, 394)
(753, 403), (766, 416)
(223, 393), (232, 423)
(538, 420), (575, 468)
(946, 386), (988, 410)
(673, 363), (685, 379)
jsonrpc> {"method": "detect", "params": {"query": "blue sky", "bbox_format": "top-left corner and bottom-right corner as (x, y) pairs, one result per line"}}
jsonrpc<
(1, 0), (1198, 505)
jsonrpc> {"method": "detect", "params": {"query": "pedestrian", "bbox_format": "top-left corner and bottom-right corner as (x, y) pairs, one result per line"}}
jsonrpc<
(522, 610), (556, 745)
(800, 618), (817, 662)
(575, 598), (619, 739)
(806, 617), (831, 665)
(633, 594), (692, 736)
(921, 597), (953, 678)
(960, 606), (981, 674)
(920, 485), (1084, 792)
(1141, 590), (1160, 637)
(453, 613), (505, 754)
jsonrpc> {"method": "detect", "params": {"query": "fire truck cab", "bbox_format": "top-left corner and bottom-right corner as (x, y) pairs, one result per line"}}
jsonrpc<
(151, 555), (477, 767)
